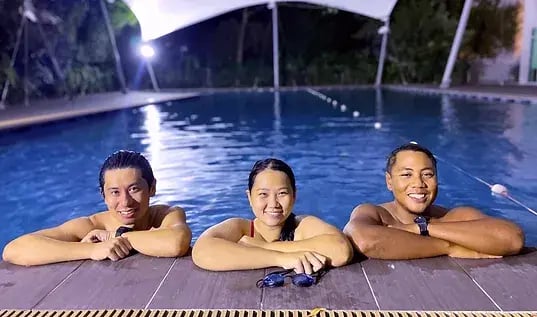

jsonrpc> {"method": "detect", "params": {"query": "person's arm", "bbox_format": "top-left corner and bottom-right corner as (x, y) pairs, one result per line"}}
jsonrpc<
(120, 206), (192, 257)
(192, 218), (325, 273)
(239, 216), (352, 267)
(343, 204), (453, 260)
(392, 206), (524, 256)
(2, 217), (132, 266)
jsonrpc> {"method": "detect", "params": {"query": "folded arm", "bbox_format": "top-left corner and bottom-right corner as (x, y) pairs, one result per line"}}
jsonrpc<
(344, 204), (454, 260)
(192, 218), (288, 271)
(426, 207), (524, 255)
(247, 216), (353, 266)
(121, 206), (192, 257)
(2, 217), (97, 266)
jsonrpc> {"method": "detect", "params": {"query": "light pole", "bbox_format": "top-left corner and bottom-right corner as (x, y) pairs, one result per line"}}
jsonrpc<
(140, 43), (160, 92)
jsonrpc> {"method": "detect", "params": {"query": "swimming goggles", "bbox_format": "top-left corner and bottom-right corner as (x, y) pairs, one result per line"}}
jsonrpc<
(256, 269), (324, 288)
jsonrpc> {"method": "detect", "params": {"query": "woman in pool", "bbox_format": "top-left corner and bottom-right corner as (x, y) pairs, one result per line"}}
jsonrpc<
(2, 150), (192, 266)
(192, 158), (353, 273)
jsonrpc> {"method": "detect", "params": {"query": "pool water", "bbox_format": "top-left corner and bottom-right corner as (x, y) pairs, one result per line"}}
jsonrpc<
(1, 89), (536, 249)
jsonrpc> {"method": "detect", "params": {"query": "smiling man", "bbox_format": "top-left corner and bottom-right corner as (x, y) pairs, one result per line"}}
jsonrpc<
(2, 150), (192, 266)
(344, 143), (524, 260)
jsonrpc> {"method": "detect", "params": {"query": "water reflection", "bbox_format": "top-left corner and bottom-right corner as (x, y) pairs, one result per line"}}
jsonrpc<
(0, 89), (536, 248)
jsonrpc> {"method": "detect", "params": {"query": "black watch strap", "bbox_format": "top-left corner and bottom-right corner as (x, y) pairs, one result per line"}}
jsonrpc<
(115, 226), (134, 237)
(418, 224), (429, 236)
(414, 216), (429, 236)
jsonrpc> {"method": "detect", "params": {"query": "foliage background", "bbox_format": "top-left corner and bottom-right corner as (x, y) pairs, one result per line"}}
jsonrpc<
(0, 0), (518, 104)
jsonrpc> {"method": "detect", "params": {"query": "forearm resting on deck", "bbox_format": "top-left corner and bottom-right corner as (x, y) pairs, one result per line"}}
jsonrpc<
(192, 237), (285, 271)
(2, 234), (94, 266)
(345, 223), (450, 260)
(428, 219), (524, 256)
(122, 227), (191, 257)
(260, 234), (353, 266)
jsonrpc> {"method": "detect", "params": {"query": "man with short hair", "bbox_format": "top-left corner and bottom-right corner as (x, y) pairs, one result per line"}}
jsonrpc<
(344, 143), (524, 259)
(3, 150), (192, 266)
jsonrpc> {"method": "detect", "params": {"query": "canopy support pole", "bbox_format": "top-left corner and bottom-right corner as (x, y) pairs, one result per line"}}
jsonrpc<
(100, 0), (128, 94)
(271, 1), (280, 90)
(440, 0), (473, 89)
(375, 19), (389, 87)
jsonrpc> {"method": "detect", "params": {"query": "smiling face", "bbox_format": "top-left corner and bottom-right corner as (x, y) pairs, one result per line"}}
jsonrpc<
(386, 150), (438, 214)
(102, 167), (155, 226)
(247, 169), (295, 227)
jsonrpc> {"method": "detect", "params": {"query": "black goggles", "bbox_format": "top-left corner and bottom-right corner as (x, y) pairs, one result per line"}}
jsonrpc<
(256, 269), (324, 288)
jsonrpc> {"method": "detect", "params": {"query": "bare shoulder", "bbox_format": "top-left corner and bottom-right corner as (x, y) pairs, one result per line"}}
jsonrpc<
(87, 211), (109, 227)
(295, 215), (341, 239)
(437, 205), (486, 222)
(199, 217), (250, 242)
(36, 215), (99, 241)
(150, 204), (187, 228)
(296, 215), (335, 229)
(349, 203), (388, 225)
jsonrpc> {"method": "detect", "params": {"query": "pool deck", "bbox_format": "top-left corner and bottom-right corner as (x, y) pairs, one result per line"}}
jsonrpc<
(384, 84), (537, 105)
(1, 249), (536, 311)
(1, 84), (536, 132)
(0, 91), (199, 131)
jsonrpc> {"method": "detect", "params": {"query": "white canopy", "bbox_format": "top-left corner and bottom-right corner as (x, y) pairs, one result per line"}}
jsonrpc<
(122, 0), (398, 41)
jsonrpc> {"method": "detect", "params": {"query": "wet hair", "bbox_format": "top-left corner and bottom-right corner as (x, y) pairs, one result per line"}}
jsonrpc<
(98, 150), (155, 194)
(248, 158), (296, 241)
(385, 143), (437, 174)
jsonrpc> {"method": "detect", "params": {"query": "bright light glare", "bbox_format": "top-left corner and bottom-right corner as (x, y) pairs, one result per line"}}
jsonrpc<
(140, 44), (155, 58)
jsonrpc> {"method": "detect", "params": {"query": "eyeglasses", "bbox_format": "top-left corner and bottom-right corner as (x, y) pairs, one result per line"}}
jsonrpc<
(256, 269), (324, 288)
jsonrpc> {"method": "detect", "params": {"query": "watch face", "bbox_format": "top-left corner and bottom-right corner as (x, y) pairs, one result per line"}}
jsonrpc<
(414, 216), (427, 224)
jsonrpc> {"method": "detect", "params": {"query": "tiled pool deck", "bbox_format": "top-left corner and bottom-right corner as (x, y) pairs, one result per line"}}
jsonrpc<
(0, 91), (199, 131)
(0, 250), (536, 311)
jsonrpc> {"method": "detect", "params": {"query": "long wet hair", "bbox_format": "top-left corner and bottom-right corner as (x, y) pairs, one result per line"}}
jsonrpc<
(248, 158), (297, 241)
(98, 150), (155, 195)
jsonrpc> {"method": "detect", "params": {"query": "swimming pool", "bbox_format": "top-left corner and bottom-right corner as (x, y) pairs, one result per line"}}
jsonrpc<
(1, 88), (536, 249)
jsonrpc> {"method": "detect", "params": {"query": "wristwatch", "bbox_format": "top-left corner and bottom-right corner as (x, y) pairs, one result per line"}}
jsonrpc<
(115, 226), (134, 237)
(414, 216), (429, 236)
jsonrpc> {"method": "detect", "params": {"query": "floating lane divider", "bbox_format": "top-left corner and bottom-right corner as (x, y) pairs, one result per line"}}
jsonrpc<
(305, 88), (381, 128)
(304, 88), (536, 217)
(405, 141), (537, 217)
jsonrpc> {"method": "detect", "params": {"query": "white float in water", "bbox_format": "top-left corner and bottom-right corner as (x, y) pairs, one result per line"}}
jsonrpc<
(332, 100), (338, 106)
(409, 141), (418, 144)
(340, 105), (347, 112)
(491, 184), (508, 196)
(374, 122), (382, 129)
(353, 111), (360, 117)
(327, 98), (332, 102)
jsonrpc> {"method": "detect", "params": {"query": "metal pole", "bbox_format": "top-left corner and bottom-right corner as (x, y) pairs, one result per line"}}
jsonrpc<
(440, 0), (473, 89)
(271, 1), (280, 90)
(1, 15), (26, 108)
(146, 61), (160, 92)
(375, 19), (389, 87)
(99, 0), (128, 93)
(24, 17), (29, 106)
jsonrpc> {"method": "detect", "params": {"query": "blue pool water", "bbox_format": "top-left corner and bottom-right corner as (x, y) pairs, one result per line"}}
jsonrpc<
(1, 89), (536, 250)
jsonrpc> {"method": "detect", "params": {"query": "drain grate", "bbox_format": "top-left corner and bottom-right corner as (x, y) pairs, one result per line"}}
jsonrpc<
(0, 310), (535, 317)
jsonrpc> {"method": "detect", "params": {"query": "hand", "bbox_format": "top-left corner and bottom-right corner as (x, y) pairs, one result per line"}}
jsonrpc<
(89, 237), (133, 261)
(277, 251), (327, 275)
(448, 243), (502, 259)
(238, 235), (267, 248)
(81, 229), (114, 243)
(388, 223), (419, 234)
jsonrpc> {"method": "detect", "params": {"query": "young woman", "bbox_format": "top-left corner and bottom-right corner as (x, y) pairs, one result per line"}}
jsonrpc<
(2, 150), (192, 266)
(192, 158), (352, 274)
